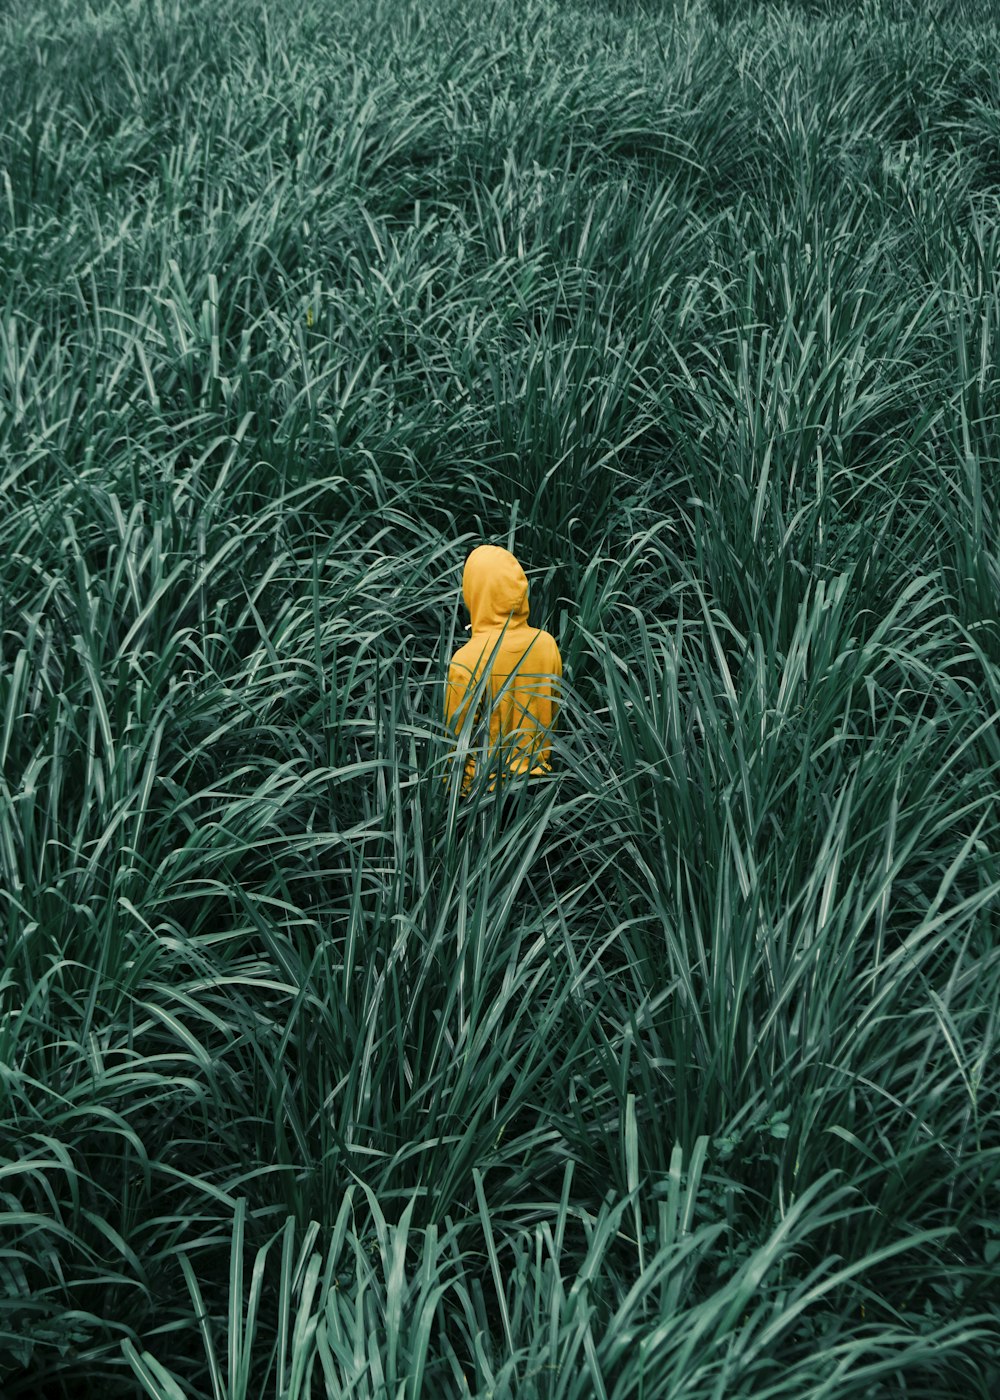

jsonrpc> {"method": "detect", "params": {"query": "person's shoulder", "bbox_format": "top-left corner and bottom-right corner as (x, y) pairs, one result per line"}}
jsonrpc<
(531, 629), (562, 663)
(450, 634), (490, 672)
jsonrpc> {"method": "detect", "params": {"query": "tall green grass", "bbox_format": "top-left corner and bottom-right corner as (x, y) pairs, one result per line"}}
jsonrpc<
(1, 0), (999, 1394)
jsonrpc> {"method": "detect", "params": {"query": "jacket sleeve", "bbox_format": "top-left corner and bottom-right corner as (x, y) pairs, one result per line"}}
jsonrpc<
(443, 659), (477, 792)
(550, 645), (563, 725)
(444, 659), (473, 734)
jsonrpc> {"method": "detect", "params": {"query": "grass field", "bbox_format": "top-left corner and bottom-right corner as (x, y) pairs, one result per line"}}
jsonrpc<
(2, 0), (1000, 1394)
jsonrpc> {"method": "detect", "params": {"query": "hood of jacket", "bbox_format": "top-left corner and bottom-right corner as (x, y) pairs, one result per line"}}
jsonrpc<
(463, 545), (530, 634)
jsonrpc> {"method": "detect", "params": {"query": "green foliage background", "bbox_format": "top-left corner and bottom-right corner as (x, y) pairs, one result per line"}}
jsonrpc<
(1, 0), (998, 1394)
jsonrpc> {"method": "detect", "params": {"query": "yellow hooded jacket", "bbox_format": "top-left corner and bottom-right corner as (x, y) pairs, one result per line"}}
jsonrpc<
(444, 545), (562, 794)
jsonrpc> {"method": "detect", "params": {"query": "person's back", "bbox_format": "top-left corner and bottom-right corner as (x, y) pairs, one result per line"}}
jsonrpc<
(444, 544), (562, 795)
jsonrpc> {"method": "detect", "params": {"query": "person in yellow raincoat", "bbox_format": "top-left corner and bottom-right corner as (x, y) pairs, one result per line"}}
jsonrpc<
(443, 544), (562, 806)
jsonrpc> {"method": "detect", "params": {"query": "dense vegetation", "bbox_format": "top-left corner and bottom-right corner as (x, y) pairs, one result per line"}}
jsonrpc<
(1, 0), (999, 1394)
